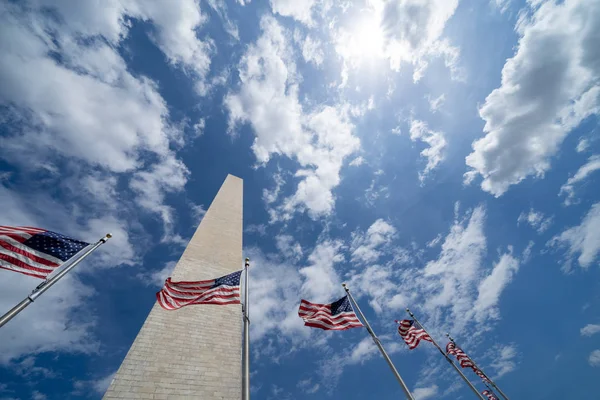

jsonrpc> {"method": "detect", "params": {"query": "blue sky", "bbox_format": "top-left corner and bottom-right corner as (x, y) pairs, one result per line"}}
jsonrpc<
(0, 0), (599, 399)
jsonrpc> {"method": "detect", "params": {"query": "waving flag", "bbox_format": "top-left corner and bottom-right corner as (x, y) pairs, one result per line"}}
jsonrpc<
(446, 342), (475, 368)
(396, 319), (433, 349)
(482, 390), (498, 400)
(447, 342), (491, 383)
(0, 226), (89, 279)
(298, 296), (363, 331)
(157, 270), (242, 310)
(474, 367), (490, 383)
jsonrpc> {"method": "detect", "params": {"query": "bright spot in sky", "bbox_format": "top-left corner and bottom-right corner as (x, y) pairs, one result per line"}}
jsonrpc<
(334, 5), (386, 68)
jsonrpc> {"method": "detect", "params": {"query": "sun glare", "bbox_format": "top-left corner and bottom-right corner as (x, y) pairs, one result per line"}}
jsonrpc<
(352, 13), (386, 59)
(335, 6), (386, 67)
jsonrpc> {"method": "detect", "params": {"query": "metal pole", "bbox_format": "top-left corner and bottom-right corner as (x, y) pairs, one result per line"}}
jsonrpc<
(406, 309), (485, 400)
(343, 284), (415, 400)
(241, 257), (250, 400)
(0, 233), (112, 329)
(447, 334), (510, 400)
(483, 381), (500, 400)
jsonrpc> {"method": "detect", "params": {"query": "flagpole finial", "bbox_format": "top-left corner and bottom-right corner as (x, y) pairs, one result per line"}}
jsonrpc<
(106, 233), (112, 239)
(245, 257), (250, 267)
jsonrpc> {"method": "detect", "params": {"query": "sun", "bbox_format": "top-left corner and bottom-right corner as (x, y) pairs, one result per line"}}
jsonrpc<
(334, 5), (386, 69)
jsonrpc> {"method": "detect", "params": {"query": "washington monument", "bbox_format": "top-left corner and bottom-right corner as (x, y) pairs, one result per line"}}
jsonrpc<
(104, 175), (244, 399)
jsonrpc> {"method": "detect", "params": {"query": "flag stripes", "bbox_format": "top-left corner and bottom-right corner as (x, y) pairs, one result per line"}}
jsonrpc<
(474, 367), (490, 382)
(156, 270), (242, 310)
(482, 390), (498, 400)
(446, 342), (475, 368)
(397, 319), (433, 349)
(447, 341), (491, 383)
(298, 297), (363, 331)
(0, 226), (88, 279)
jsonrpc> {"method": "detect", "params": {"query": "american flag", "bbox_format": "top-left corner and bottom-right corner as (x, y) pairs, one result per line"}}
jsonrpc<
(446, 342), (475, 368)
(396, 319), (433, 349)
(156, 270), (242, 310)
(0, 226), (89, 279)
(298, 296), (363, 331)
(482, 390), (498, 400)
(446, 342), (490, 382)
(474, 367), (490, 383)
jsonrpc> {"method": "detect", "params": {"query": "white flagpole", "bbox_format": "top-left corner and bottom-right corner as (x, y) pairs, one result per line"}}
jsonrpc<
(0, 233), (112, 329)
(343, 284), (415, 400)
(406, 309), (486, 400)
(446, 334), (510, 400)
(241, 257), (250, 400)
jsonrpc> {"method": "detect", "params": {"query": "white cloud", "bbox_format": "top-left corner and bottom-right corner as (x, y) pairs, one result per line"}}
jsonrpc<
(297, 378), (320, 394)
(245, 224), (267, 236)
(590, 350), (600, 367)
(413, 385), (439, 400)
(409, 120), (447, 182)
(581, 324), (600, 337)
(332, 0), (461, 83)
(427, 234), (443, 248)
(522, 240), (535, 264)
(577, 137), (590, 153)
(0, 272), (97, 364)
(559, 155), (600, 205)
(299, 240), (344, 302)
(129, 156), (189, 244)
(270, 0), (317, 26)
(244, 248), (304, 342)
(347, 220), (412, 314)
(348, 264), (405, 314)
(491, 0), (512, 14)
(189, 203), (207, 221)
(193, 118), (206, 137)
(206, 0), (240, 41)
(138, 261), (177, 288)
(517, 208), (553, 233)
(349, 156), (365, 167)
(93, 372), (116, 394)
(427, 94), (445, 113)
(276, 235), (303, 261)
(364, 179), (390, 208)
(0, 2), (192, 241)
(347, 336), (378, 364)
(351, 219), (397, 264)
(465, 0), (600, 196)
(263, 172), (285, 206)
(489, 344), (518, 378)
(548, 202), (600, 270)
(473, 253), (520, 323)
(420, 205), (488, 333)
(225, 16), (360, 220)
(31, 391), (46, 400)
(23, 0), (213, 93)
(294, 30), (324, 66)
(0, 16), (172, 173)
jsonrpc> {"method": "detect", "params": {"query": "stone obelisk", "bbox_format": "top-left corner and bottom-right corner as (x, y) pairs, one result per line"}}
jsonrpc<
(104, 175), (243, 400)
